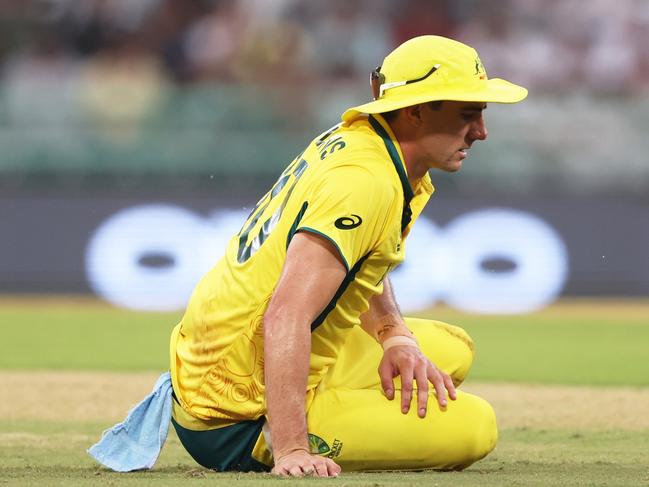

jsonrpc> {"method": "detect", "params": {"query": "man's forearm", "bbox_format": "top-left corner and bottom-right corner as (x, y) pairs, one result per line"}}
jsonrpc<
(360, 277), (415, 343)
(264, 312), (311, 458)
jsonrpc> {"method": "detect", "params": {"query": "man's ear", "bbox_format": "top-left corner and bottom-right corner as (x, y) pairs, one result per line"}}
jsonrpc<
(402, 104), (423, 125)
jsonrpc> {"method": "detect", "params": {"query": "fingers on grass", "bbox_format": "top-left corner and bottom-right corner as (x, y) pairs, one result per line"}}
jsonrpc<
(324, 458), (341, 477)
(313, 462), (328, 477)
(307, 459), (340, 478)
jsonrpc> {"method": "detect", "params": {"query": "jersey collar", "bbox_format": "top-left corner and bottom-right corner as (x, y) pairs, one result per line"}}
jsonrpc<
(368, 114), (415, 232)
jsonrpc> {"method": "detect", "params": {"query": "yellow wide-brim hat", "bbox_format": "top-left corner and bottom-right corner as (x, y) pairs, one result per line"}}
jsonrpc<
(342, 35), (528, 122)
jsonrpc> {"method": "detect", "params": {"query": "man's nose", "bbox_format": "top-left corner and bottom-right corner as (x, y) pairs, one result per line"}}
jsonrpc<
(470, 118), (488, 141)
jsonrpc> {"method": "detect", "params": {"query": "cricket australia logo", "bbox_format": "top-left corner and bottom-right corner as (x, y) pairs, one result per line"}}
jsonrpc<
(474, 56), (486, 79)
(308, 434), (343, 459)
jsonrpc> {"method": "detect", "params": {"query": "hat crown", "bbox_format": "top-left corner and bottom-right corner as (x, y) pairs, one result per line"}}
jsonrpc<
(341, 35), (527, 122)
(380, 35), (487, 97)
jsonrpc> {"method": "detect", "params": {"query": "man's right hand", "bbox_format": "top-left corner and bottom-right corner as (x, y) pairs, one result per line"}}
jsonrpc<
(271, 449), (341, 477)
(379, 343), (457, 417)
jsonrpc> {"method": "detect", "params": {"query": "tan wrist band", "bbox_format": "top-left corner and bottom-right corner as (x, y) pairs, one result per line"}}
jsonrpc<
(376, 314), (413, 341)
(382, 335), (419, 351)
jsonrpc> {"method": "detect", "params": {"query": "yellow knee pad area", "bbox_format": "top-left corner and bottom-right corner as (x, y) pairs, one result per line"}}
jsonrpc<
(321, 318), (476, 391)
(404, 317), (476, 386)
(306, 388), (497, 471)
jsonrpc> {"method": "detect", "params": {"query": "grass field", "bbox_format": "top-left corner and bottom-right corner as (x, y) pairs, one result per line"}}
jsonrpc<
(2, 297), (649, 486)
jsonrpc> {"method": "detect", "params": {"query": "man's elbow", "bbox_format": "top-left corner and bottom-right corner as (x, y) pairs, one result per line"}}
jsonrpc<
(263, 303), (311, 343)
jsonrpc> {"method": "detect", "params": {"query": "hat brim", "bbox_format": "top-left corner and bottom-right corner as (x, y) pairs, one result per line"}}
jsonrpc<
(342, 78), (528, 121)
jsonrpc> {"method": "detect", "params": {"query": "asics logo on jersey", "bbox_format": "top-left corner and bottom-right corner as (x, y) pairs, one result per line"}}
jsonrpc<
(335, 214), (362, 230)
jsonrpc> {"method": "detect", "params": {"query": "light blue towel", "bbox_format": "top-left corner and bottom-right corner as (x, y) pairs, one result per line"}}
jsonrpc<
(88, 372), (172, 472)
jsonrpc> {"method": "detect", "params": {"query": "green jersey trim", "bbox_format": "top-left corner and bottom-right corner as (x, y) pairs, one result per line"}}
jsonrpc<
(310, 251), (372, 332)
(368, 115), (414, 201)
(368, 115), (414, 232)
(296, 227), (351, 272)
(286, 201), (310, 249)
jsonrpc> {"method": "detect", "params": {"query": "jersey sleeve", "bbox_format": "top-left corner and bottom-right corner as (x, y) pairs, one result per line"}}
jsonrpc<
(295, 165), (398, 271)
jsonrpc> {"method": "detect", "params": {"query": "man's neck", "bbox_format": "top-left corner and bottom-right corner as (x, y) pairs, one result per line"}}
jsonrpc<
(402, 148), (428, 188)
(386, 118), (427, 188)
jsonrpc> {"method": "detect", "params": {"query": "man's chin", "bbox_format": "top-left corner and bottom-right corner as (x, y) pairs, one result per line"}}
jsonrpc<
(445, 161), (463, 173)
(428, 159), (463, 173)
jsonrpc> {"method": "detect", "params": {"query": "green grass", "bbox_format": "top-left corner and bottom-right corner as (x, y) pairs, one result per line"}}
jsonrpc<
(2, 298), (649, 486)
(1, 299), (648, 385)
(445, 312), (649, 386)
(2, 421), (648, 487)
(0, 306), (179, 370)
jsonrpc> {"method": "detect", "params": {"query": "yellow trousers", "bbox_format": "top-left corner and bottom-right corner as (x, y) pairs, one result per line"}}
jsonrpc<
(173, 318), (497, 471)
(302, 318), (497, 471)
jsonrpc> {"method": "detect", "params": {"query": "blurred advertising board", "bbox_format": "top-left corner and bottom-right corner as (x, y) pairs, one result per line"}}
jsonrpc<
(1, 192), (647, 314)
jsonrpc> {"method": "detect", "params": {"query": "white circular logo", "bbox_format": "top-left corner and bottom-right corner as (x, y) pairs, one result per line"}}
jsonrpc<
(85, 205), (244, 311)
(86, 205), (568, 314)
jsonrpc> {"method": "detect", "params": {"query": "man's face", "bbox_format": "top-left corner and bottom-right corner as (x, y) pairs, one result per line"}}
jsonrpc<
(414, 101), (488, 173)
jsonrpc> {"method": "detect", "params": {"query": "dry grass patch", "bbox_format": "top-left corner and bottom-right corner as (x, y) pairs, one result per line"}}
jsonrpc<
(3, 371), (648, 431)
(464, 382), (649, 431)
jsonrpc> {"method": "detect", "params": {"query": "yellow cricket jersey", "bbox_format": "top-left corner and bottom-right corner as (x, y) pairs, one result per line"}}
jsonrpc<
(170, 114), (434, 425)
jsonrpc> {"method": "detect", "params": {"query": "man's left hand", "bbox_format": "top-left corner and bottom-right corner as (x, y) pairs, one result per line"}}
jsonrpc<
(378, 345), (457, 418)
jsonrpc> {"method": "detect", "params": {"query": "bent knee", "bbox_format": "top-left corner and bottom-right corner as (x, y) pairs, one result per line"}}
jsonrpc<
(434, 321), (475, 384)
(404, 318), (475, 385)
(454, 395), (498, 470)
